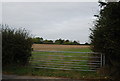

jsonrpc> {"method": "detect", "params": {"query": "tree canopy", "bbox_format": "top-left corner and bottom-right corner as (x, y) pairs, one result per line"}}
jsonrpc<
(90, 2), (120, 80)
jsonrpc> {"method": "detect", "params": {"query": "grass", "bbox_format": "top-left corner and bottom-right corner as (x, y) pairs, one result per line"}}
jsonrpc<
(3, 65), (102, 80)
(28, 46), (101, 79)
(31, 46), (92, 64)
(63, 48), (92, 52)
(3, 44), (105, 79)
(31, 51), (92, 70)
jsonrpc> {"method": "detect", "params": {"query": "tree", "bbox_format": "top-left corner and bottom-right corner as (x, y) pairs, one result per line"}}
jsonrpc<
(55, 39), (64, 44)
(84, 42), (89, 45)
(73, 41), (80, 45)
(90, 2), (120, 80)
(32, 37), (43, 44)
(63, 40), (70, 45)
(43, 40), (53, 44)
(1, 25), (33, 66)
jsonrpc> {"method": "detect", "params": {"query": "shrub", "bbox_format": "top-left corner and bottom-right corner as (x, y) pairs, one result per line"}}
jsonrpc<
(1, 25), (33, 66)
(90, 2), (120, 80)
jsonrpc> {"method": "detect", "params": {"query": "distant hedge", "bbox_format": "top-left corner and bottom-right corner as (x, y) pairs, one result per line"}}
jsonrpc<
(1, 25), (33, 66)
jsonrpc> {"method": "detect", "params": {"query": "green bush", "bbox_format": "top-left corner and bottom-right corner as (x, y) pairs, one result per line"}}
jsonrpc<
(1, 25), (33, 66)
(90, 2), (120, 80)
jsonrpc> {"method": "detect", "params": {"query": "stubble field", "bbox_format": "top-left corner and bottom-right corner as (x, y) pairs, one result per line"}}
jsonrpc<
(32, 44), (91, 52)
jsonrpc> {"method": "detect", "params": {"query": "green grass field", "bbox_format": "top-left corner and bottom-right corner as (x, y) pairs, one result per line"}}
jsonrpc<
(62, 48), (92, 52)
(28, 45), (102, 79)
(31, 51), (91, 70)
(3, 45), (105, 79)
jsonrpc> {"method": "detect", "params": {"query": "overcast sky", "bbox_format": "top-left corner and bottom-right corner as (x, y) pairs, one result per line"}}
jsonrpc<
(2, 2), (99, 44)
(1, 0), (100, 2)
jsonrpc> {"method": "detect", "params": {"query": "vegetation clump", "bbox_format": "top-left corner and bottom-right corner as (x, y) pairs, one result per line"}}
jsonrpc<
(1, 25), (33, 66)
(90, 2), (120, 80)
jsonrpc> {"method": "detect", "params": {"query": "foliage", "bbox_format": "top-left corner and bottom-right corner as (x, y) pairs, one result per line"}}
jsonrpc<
(84, 42), (90, 45)
(32, 37), (43, 44)
(32, 38), (80, 45)
(55, 38), (64, 44)
(43, 40), (53, 44)
(1, 25), (33, 66)
(90, 2), (120, 80)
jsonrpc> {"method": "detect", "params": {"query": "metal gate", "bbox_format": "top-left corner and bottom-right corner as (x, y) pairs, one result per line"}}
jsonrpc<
(31, 51), (105, 71)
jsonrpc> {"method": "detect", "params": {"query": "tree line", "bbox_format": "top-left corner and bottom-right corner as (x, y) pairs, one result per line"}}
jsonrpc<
(32, 37), (87, 45)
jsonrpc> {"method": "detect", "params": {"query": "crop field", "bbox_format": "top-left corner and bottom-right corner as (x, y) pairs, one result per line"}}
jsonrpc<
(32, 44), (91, 52)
